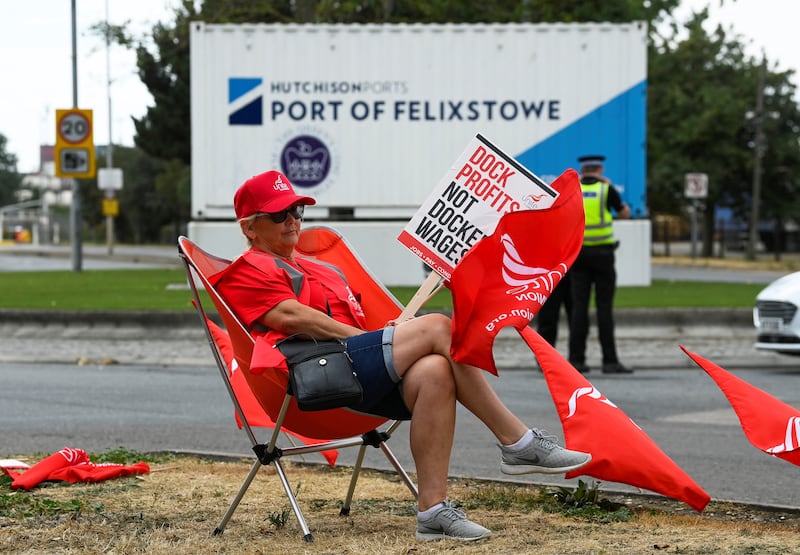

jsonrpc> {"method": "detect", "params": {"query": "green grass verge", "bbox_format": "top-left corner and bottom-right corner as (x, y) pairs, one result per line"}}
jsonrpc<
(615, 280), (763, 308)
(0, 269), (194, 311)
(0, 268), (765, 311)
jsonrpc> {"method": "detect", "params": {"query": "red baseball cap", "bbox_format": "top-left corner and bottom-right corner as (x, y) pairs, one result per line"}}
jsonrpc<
(234, 170), (316, 220)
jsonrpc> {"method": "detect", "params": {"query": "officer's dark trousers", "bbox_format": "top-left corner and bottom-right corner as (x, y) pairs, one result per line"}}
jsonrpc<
(535, 273), (572, 347)
(568, 246), (619, 365)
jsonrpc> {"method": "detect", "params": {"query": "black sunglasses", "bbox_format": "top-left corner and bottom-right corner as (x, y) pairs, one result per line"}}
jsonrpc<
(258, 205), (305, 224)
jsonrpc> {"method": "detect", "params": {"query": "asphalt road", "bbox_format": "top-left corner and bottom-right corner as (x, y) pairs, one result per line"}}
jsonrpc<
(0, 244), (180, 272)
(2, 357), (798, 510)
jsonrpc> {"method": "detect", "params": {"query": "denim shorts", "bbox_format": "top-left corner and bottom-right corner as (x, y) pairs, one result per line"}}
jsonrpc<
(345, 327), (412, 421)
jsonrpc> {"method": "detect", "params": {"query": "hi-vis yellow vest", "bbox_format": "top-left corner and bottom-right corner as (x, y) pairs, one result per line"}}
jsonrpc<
(582, 180), (615, 246)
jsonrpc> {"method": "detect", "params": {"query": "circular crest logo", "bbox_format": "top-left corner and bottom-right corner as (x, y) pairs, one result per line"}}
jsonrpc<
(279, 135), (331, 188)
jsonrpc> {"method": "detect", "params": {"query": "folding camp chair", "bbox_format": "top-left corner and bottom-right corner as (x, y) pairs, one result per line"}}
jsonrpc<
(178, 228), (418, 542)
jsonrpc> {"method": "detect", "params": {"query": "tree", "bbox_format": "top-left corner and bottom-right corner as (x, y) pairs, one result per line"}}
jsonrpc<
(132, 0), (302, 164)
(315, 0), (523, 23)
(132, 2), (197, 165)
(750, 63), (800, 255)
(648, 9), (800, 256)
(0, 133), (22, 208)
(522, 0), (679, 24)
(80, 146), (168, 243)
(648, 10), (757, 256)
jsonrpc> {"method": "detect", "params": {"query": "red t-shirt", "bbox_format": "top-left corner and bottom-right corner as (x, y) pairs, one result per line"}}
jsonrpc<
(214, 248), (367, 333)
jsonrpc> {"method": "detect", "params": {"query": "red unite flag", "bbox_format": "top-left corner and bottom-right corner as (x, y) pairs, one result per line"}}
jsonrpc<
(449, 169), (584, 374)
(521, 327), (711, 512)
(10, 447), (150, 490)
(681, 346), (800, 466)
(206, 318), (339, 467)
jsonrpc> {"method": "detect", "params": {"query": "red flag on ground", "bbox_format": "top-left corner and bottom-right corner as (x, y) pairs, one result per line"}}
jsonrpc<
(449, 169), (585, 374)
(10, 447), (89, 490)
(48, 461), (151, 484)
(206, 318), (339, 467)
(10, 447), (149, 490)
(521, 327), (711, 512)
(681, 346), (800, 466)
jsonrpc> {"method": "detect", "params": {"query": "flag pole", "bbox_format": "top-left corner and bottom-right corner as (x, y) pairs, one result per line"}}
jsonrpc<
(396, 271), (443, 323)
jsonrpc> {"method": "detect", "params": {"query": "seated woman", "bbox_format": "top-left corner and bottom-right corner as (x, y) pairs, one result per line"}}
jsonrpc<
(214, 170), (591, 542)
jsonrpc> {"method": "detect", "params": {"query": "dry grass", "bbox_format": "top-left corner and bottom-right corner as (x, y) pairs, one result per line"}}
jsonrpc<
(2, 456), (800, 554)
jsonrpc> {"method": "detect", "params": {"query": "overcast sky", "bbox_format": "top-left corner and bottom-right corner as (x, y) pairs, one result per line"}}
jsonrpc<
(1, 0), (798, 174)
(0, 0), (178, 173)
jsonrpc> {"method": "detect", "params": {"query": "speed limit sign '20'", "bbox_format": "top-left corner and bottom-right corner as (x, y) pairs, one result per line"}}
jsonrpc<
(59, 111), (91, 144)
(55, 108), (96, 178)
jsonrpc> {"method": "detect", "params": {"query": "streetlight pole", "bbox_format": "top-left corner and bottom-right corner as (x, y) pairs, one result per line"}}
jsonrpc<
(746, 56), (766, 261)
(105, 0), (115, 256)
(69, 0), (83, 271)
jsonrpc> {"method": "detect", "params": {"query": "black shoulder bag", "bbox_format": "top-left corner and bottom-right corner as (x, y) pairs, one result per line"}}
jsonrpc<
(275, 333), (363, 411)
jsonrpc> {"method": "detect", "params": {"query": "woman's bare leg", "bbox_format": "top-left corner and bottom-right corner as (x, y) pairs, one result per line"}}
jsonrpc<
(400, 353), (456, 511)
(392, 314), (528, 446)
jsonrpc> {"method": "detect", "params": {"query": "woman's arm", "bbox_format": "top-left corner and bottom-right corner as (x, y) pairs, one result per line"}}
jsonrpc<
(258, 298), (365, 339)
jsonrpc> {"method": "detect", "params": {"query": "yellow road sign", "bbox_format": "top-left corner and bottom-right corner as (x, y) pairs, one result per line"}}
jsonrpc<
(55, 108), (96, 178)
(102, 198), (119, 217)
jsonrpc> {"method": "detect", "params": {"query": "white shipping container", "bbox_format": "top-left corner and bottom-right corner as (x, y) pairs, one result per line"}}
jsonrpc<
(189, 22), (650, 286)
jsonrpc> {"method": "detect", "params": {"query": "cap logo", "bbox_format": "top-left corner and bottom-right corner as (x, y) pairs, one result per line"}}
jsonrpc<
(273, 175), (290, 192)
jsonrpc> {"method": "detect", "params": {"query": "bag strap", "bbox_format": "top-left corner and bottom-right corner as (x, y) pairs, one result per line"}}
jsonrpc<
(275, 334), (349, 369)
(275, 332), (320, 347)
(250, 258), (333, 334)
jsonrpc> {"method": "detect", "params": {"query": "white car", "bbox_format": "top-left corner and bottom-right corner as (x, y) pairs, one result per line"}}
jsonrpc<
(753, 271), (800, 355)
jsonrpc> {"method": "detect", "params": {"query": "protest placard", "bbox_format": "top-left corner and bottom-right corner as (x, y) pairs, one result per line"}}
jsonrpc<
(398, 134), (558, 280)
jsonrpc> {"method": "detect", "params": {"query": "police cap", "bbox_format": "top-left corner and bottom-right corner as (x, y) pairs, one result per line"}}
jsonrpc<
(577, 155), (606, 165)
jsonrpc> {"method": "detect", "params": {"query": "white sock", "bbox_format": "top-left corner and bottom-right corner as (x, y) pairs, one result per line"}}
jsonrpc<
(417, 501), (445, 520)
(503, 429), (533, 452)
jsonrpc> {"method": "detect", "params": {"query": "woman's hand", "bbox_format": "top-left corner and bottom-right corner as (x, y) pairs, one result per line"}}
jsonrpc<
(386, 316), (414, 327)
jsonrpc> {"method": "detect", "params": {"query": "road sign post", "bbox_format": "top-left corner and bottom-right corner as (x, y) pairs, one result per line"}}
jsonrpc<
(684, 173), (708, 200)
(685, 173), (709, 259)
(98, 168), (123, 255)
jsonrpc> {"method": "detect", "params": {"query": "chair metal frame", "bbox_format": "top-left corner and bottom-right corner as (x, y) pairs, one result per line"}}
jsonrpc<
(177, 232), (418, 542)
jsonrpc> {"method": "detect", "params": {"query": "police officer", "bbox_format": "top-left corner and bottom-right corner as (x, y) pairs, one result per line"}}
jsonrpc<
(568, 155), (633, 374)
(535, 273), (571, 348)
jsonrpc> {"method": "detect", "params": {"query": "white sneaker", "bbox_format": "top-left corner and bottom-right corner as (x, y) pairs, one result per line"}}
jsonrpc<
(416, 501), (492, 541)
(500, 428), (591, 475)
